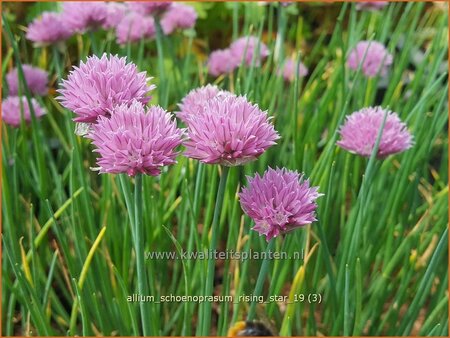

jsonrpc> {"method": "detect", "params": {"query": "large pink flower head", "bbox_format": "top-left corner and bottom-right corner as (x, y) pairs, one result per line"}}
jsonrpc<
(115, 12), (156, 44)
(183, 95), (279, 166)
(347, 40), (393, 77)
(127, 1), (172, 15)
(160, 3), (197, 35)
(230, 36), (270, 67)
(207, 49), (238, 77)
(278, 59), (308, 82)
(87, 101), (184, 176)
(26, 12), (72, 47)
(102, 2), (129, 30)
(6, 65), (48, 96)
(58, 53), (155, 123)
(356, 2), (389, 10)
(239, 167), (322, 241)
(2, 96), (46, 127)
(176, 84), (234, 123)
(61, 2), (108, 33)
(337, 106), (414, 158)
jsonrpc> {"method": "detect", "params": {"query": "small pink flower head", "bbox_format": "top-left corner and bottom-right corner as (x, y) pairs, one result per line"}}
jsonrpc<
(160, 3), (197, 35)
(239, 167), (322, 241)
(207, 49), (238, 77)
(278, 59), (308, 82)
(127, 1), (172, 15)
(61, 1), (108, 33)
(58, 53), (155, 123)
(356, 2), (389, 11)
(177, 84), (234, 123)
(115, 12), (156, 44)
(183, 95), (279, 166)
(230, 36), (270, 67)
(25, 12), (72, 46)
(6, 65), (48, 96)
(102, 2), (129, 30)
(347, 40), (393, 77)
(2, 96), (46, 127)
(87, 101), (184, 176)
(337, 106), (414, 158)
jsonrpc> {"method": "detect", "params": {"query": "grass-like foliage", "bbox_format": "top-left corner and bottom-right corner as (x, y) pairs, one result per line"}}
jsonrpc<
(2, 1), (448, 336)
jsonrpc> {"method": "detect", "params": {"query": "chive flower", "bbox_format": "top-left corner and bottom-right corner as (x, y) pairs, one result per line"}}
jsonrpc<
(176, 84), (234, 123)
(230, 36), (270, 67)
(25, 12), (72, 46)
(207, 49), (237, 77)
(2, 96), (46, 127)
(6, 65), (48, 96)
(102, 2), (128, 30)
(239, 167), (322, 241)
(337, 106), (414, 158)
(127, 1), (172, 15)
(58, 53), (155, 123)
(183, 95), (279, 166)
(61, 1), (108, 33)
(87, 101), (184, 176)
(160, 3), (197, 35)
(115, 12), (156, 44)
(347, 40), (393, 77)
(278, 59), (308, 82)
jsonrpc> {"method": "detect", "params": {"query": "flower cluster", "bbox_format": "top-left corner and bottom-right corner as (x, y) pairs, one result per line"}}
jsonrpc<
(347, 40), (393, 77)
(239, 168), (322, 241)
(58, 54), (154, 123)
(207, 36), (269, 77)
(278, 58), (309, 82)
(2, 96), (46, 127)
(26, 12), (73, 46)
(337, 106), (413, 158)
(6, 65), (48, 96)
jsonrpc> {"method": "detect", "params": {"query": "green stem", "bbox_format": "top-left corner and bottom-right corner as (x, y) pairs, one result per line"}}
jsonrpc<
(200, 166), (230, 335)
(133, 174), (152, 335)
(247, 238), (276, 321)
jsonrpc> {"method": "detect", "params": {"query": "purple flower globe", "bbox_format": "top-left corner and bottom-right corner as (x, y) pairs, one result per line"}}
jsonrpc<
(183, 95), (279, 166)
(127, 1), (172, 15)
(160, 3), (197, 35)
(177, 84), (234, 123)
(278, 59), (308, 82)
(239, 167), (322, 241)
(6, 65), (48, 96)
(87, 101), (184, 176)
(347, 40), (393, 77)
(207, 49), (238, 77)
(115, 12), (156, 44)
(61, 1), (108, 33)
(102, 2), (129, 30)
(58, 53), (155, 123)
(2, 96), (46, 127)
(26, 12), (72, 46)
(337, 106), (414, 158)
(230, 36), (270, 67)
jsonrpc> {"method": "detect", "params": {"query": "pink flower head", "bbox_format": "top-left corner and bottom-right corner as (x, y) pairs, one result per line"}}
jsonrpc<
(115, 12), (156, 44)
(102, 2), (129, 30)
(239, 167), (322, 241)
(160, 3), (197, 35)
(337, 106), (414, 158)
(127, 1), (172, 15)
(207, 49), (238, 77)
(230, 36), (270, 67)
(347, 40), (393, 77)
(58, 53), (155, 123)
(278, 59), (308, 82)
(25, 12), (72, 46)
(6, 65), (48, 96)
(2, 96), (46, 127)
(87, 101), (184, 176)
(356, 2), (389, 10)
(177, 84), (234, 123)
(61, 2), (108, 33)
(183, 95), (279, 166)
